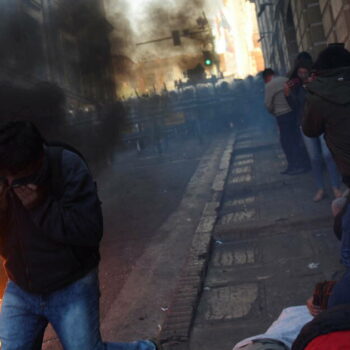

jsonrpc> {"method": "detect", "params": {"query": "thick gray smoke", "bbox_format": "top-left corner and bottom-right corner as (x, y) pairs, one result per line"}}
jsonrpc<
(105, 0), (210, 61)
(141, 0), (209, 37)
(0, 0), (210, 84)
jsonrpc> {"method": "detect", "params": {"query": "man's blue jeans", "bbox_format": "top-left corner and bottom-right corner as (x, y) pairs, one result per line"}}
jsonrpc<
(328, 204), (350, 308)
(340, 203), (350, 268)
(0, 270), (156, 350)
(328, 269), (350, 308)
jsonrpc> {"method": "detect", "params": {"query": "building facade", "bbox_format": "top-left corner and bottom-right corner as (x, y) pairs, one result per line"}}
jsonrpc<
(215, 0), (264, 78)
(0, 0), (116, 107)
(252, 0), (350, 73)
(252, 0), (299, 74)
(318, 0), (350, 46)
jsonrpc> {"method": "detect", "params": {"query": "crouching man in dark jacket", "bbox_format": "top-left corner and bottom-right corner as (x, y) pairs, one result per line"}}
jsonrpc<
(0, 121), (157, 350)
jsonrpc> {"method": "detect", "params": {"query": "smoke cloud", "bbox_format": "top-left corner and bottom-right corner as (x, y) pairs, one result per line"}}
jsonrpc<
(105, 0), (211, 60)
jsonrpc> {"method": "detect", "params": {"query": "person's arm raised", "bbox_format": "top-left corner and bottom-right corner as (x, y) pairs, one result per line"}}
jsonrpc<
(30, 151), (103, 247)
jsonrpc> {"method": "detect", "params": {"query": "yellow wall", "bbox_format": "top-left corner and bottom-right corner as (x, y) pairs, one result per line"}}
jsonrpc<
(212, 0), (264, 77)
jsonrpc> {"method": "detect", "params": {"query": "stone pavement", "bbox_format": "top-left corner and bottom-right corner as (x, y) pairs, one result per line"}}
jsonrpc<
(190, 126), (345, 350)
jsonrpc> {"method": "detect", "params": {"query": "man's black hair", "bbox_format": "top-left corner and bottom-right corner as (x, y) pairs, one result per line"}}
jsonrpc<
(0, 81), (68, 174)
(0, 121), (45, 174)
(313, 43), (350, 71)
(262, 68), (275, 80)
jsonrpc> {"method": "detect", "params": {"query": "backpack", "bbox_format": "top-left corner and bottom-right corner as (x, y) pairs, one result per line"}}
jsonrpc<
(312, 280), (337, 310)
(45, 142), (90, 200)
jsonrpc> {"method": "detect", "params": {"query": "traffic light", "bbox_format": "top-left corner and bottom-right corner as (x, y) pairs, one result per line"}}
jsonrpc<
(205, 58), (213, 66)
(172, 30), (181, 46)
(203, 51), (214, 66)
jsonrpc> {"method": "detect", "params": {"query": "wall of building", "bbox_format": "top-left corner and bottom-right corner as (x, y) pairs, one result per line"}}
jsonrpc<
(218, 0), (264, 77)
(319, 0), (350, 49)
(253, 0), (295, 75)
(253, 0), (350, 72)
(290, 0), (327, 60)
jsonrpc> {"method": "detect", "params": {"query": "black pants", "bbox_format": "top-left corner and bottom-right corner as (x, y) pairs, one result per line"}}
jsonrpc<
(276, 112), (305, 169)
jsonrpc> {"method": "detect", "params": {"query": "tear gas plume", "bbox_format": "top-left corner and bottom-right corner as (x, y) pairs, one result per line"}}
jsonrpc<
(105, 0), (211, 60)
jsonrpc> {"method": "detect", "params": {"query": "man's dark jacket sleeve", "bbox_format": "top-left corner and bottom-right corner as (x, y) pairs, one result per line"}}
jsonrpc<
(31, 150), (103, 247)
(302, 94), (325, 137)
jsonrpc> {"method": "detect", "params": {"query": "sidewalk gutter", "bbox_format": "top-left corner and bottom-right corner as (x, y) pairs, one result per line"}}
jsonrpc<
(159, 133), (236, 350)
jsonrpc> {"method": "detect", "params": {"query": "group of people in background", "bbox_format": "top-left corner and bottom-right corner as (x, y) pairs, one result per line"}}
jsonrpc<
(233, 44), (350, 349)
(263, 46), (348, 202)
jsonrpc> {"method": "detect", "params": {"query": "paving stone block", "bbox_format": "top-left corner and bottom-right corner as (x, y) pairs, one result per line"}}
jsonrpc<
(220, 209), (257, 225)
(202, 202), (220, 217)
(195, 216), (217, 234)
(212, 246), (256, 267)
(201, 283), (259, 321)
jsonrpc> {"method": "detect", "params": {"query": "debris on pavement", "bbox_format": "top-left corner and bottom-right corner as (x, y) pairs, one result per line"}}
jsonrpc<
(308, 262), (320, 270)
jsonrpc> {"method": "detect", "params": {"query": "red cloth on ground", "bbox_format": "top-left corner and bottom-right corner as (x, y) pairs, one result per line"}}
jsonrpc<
(305, 331), (350, 350)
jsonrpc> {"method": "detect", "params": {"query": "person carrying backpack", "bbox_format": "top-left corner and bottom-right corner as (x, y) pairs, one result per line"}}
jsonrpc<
(302, 45), (350, 330)
(0, 120), (159, 349)
(302, 43), (350, 187)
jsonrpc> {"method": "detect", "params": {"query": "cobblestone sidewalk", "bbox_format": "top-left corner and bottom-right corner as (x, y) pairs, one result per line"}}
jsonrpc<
(190, 126), (344, 350)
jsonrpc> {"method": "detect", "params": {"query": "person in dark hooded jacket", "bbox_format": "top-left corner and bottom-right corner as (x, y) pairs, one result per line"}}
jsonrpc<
(302, 44), (350, 185)
(303, 46), (350, 328)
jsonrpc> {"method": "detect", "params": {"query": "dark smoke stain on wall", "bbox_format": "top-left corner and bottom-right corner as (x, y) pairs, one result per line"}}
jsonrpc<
(54, 0), (113, 76)
(0, 4), (46, 80)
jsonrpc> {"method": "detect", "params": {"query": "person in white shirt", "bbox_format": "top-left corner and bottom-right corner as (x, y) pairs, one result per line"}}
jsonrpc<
(263, 68), (308, 175)
(233, 306), (312, 350)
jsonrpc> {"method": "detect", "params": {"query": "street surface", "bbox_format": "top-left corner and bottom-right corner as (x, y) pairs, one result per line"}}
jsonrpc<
(8, 122), (344, 350)
(98, 138), (208, 321)
(190, 126), (345, 350)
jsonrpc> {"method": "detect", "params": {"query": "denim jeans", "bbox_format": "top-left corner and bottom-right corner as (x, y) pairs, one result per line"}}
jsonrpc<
(0, 270), (156, 350)
(276, 112), (307, 169)
(340, 203), (350, 269)
(328, 269), (350, 308)
(301, 133), (341, 189)
(327, 203), (350, 308)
